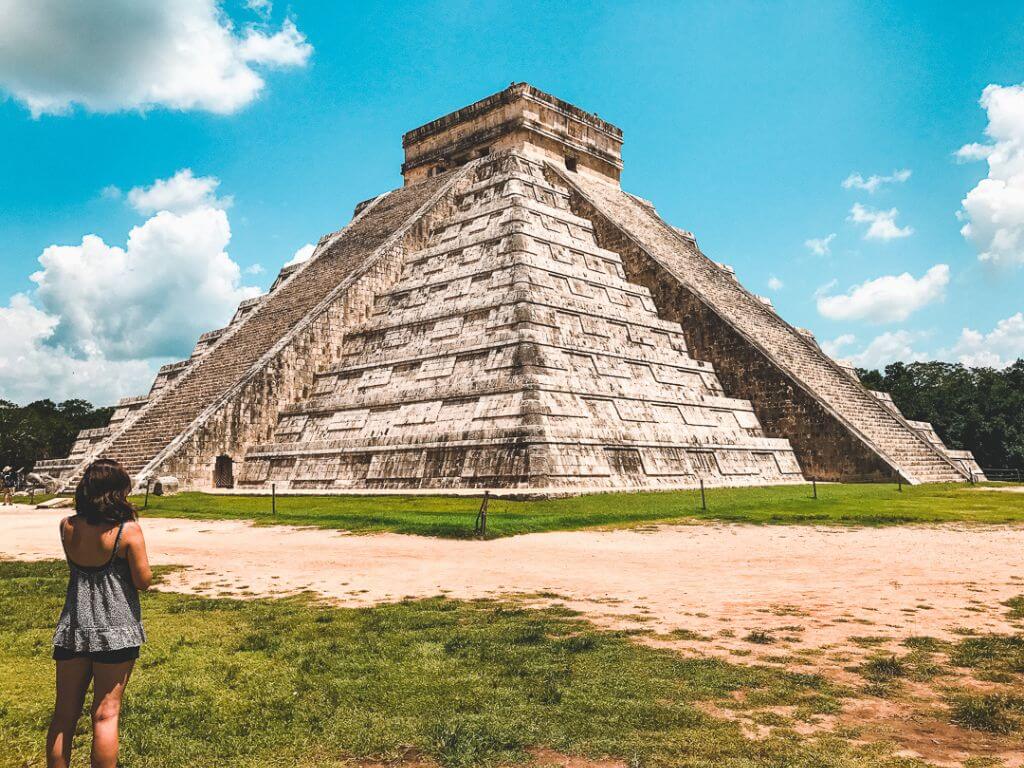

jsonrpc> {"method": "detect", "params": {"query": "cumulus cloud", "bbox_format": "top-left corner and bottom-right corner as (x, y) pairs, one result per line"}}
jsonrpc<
(0, 170), (260, 404)
(823, 331), (929, 369)
(0, 294), (155, 405)
(944, 312), (1024, 368)
(805, 233), (836, 256)
(32, 208), (258, 360)
(285, 243), (316, 267)
(767, 275), (783, 291)
(238, 19), (311, 67)
(821, 333), (856, 359)
(842, 169), (911, 194)
(957, 84), (1024, 266)
(956, 143), (994, 163)
(848, 203), (914, 241)
(127, 169), (231, 215)
(816, 265), (949, 323)
(845, 331), (929, 369)
(0, 0), (312, 117)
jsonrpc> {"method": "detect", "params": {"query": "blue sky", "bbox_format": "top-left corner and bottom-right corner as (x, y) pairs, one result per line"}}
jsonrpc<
(2, 1), (1023, 405)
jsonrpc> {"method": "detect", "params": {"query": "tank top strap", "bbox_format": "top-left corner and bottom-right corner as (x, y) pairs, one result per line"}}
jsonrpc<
(108, 520), (127, 564)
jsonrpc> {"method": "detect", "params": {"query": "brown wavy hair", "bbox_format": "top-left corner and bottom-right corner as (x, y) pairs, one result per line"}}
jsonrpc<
(75, 459), (137, 525)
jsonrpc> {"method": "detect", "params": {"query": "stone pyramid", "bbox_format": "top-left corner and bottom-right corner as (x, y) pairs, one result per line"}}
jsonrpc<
(39, 83), (976, 492)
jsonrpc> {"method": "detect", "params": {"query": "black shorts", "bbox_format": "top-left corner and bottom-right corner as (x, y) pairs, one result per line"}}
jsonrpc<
(53, 646), (140, 664)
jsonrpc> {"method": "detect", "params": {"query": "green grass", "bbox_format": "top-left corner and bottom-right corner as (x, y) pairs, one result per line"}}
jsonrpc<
(1004, 594), (1024, 623)
(949, 634), (1024, 678)
(7, 492), (54, 506)
(948, 692), (1024, 734)
(859, 656), (907, 682)
(0, 560), (928, 768)
(125, 482), (1024, 539)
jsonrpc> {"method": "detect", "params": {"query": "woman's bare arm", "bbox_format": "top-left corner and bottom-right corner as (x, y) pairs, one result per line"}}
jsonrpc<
(123, 522), (152, 591)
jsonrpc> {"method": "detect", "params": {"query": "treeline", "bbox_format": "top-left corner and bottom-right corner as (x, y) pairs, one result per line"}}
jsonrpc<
(0, 399), (114, 472)
(858, 360), (1024, 471)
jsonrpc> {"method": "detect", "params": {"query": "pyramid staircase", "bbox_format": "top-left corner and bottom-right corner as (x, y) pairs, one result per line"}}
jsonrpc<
(56, 170), (467, 491)
(554, 167), (969, 484)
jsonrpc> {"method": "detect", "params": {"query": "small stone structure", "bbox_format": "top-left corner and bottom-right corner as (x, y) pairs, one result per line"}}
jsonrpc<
(38, 84), (979, 492)
(153, 476), (180, 496)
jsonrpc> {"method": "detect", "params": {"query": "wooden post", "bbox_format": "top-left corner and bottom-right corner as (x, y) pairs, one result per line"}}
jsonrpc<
(143, 478), (150, 510)
(476, 491), (489, 538)
(699, 478), (707, 511)
(812, 478), (817, 499)
(272, 483), (276, 516)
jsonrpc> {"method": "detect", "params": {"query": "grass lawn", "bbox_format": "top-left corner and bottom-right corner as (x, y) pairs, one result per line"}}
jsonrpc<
(0, 560), (943, 768)
(127, 483), (1024, 539)
(11, 493), (54, 506)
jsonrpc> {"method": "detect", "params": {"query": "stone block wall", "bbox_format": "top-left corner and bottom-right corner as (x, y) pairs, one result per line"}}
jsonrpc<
(150, 179), (468, 489)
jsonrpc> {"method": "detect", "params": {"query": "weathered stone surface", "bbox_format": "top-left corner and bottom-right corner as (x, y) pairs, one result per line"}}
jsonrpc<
(870, 391), (986, 481)
(239, 153), (802, 491)
(554, 165), (969, 484)
(43, 82), (972, 491)
(153, 476), (179, 496)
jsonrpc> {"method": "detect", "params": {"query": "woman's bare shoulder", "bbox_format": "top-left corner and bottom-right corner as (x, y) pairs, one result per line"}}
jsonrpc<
(121, 519), (145, 542)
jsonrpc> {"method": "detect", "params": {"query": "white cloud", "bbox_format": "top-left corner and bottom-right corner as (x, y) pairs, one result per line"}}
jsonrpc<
(945, 312), (1024, 368)
(0, 0), (312, 117)
(957, 84), (1024, 266)
(100, 185), (122, 201)
(244, 263), (265, 275)
(285, 243), (316, 267)
(32, 207), (258, 360)
(246, 0), (273, 17)
(767, 275), (783, 291)
(816, 264), (949, 323)
(842, 169), (911, 194)
(238, 20), (312, 67)
(823, 330), (935, 369)
(955, 143), (994, 163)
(0, 171), (260, 404)
(804, 233), (836, 256)
(848, 203), (914, 241)
(845, 331), (929, 369)
(821, 333), (856, 358)
(127, 169), (231, 215)
(0, 294), (156, 405)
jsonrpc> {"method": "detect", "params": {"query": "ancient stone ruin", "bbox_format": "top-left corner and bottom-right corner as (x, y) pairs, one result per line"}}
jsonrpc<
(37, 84), (983, 492)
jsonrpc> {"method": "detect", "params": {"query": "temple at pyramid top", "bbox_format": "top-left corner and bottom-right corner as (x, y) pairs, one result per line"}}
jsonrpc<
(402, 82), (624, 185)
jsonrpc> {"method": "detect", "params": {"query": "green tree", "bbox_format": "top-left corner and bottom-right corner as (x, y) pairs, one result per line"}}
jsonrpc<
(857, 360), (1024, 470)
(0, 399), (114, 471)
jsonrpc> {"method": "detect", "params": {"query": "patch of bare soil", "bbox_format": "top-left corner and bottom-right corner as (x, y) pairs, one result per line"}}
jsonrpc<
(4, 505), (1024, 765)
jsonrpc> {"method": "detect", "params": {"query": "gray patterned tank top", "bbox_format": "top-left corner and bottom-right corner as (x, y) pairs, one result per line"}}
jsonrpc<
(53, 518), (146, 652)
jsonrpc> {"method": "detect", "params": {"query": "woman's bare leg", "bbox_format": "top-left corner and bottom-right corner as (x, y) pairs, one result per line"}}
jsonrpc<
(47, 657), (92, 768)
(89, 660), (134, 768)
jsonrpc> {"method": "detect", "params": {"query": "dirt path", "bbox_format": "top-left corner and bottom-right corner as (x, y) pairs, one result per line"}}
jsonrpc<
(5, 505), (1024, 765)
(3, 505), (1022, 645)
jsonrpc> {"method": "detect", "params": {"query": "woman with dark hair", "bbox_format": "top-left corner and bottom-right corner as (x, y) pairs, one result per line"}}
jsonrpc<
(46, 459), (152, 768)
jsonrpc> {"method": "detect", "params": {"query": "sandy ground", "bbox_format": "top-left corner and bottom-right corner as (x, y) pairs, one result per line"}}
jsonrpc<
(3, 505), (1021, 647)
(4, 504), (1024, 765)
